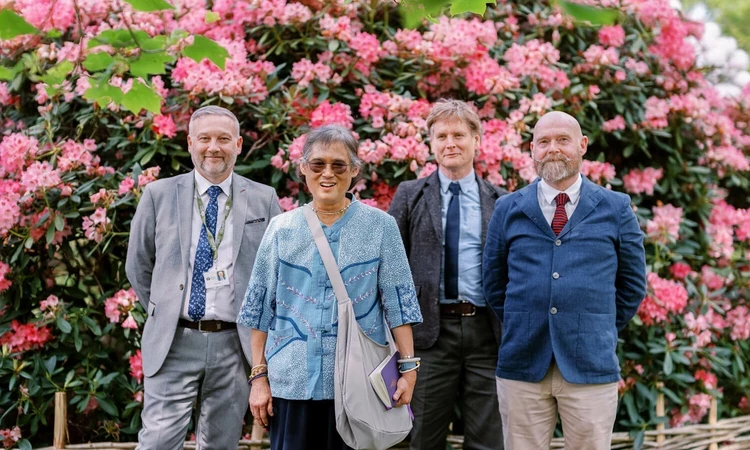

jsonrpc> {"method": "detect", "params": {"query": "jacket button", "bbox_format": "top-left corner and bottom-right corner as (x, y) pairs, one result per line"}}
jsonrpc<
(552, 272), (560, 279)
(180, 284), (184, 290)
(550, 307), (558, 314)
(555, 239), (562, 246)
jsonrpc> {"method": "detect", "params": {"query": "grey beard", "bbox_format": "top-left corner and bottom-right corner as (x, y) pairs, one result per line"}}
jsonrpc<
(534, 159), (580, 183)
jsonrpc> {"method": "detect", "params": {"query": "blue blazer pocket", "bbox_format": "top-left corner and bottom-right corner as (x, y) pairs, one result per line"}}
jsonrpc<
(575, 313), (619, 373)
(246, 217), (266, 225)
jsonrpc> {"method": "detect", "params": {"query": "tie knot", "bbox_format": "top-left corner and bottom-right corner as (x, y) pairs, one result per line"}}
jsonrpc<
(555, 192), (569, 207)
(207, 185), (222, 201)
(449, 182), (461, 195)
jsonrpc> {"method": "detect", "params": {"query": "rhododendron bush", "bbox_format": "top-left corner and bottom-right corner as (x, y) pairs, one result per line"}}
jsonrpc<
(1, 0), (749, 446)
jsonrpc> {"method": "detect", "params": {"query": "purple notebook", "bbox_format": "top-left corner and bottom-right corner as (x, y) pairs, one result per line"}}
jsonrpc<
(368, 351), (415, 420)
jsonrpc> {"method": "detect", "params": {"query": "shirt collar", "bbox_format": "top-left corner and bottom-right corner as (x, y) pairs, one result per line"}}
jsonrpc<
(438, 169), (477, 195)
(194, 171), (232, 197)
(539, 174), (582, 206)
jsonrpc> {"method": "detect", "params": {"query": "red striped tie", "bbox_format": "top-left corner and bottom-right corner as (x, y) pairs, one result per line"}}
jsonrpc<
(551, 193), (569, 235)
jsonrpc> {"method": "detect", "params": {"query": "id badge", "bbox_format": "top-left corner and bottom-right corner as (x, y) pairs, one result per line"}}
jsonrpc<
(204, 267), (231, 289)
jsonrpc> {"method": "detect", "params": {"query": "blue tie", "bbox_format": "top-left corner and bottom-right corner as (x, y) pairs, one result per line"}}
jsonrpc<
(445, 182), (461, 300)
(189, 185), (222, 321)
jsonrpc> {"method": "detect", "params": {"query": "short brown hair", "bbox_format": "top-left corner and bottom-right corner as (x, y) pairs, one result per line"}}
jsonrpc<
(426, 99), (483, 138)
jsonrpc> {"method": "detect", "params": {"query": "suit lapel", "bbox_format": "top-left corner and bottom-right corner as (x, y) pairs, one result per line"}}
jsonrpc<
(558, 177), (602, 238)
(177, 173), (194, 269)
(231, 173), (248, 265)
(517, 180), (557, 239)
(477, 176), (496, 243)
(423, 172), (443, 239)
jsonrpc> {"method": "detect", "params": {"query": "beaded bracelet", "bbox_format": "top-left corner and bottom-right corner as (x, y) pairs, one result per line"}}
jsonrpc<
(247, 372), (268, 386)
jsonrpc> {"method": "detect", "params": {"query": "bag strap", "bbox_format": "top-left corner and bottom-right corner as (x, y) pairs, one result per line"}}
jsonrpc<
(303, 205), (350, 306)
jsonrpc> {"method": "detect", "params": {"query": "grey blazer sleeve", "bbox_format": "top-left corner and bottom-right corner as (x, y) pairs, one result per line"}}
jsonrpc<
(126, 185), (157, 311)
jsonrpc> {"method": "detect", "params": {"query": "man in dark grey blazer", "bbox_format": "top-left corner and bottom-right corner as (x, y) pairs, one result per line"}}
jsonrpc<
(126, 106), (282, 449)
(389, 100), (504, 450)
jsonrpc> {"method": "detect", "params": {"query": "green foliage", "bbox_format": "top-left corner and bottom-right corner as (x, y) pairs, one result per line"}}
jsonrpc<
(556, 0), (620, 25)
(183, 35), (230, 70)
(0, 10), (38, 40)
(123, 0), (175, 12)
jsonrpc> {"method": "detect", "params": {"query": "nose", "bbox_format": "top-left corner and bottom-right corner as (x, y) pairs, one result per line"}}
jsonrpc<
(321, 163), (335, 176)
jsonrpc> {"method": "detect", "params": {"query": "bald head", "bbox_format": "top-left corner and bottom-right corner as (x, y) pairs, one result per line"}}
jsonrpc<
(532, 111), (583, 141)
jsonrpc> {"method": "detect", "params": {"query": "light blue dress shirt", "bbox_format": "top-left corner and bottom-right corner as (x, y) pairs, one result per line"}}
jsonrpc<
(438, 169), (485, 306)
(237, 199), (423, 400)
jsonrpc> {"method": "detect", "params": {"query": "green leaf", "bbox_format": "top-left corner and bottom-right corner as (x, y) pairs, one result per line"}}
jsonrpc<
(128, 51), (174, 78)
(556, 0), (619, 25)
(183, 35), (229, 70)
(663, 352), (673, 375)
(0, 66), (15, 81)
(45, 223), (56, 243)
(56, 316), (72, 334)
(0, 10), (39, 40)
(16, 439), (32, 450)
(81, 315), (102, 336)
(123, 0), (175, 12)
(41, 60), (74, 88)
(121, 79), (162, 114)
(631, 430), (645, 450)
(46, 29), (62, 39)
(54, 214), (64, 231)
(450, 0), (496, 15)
(205, 11), (220, 23)
(400, 0), (450, 28)
(44, 356), (57, 374)
(96, 395), (119, 416)
(89, 29), (149, 49)
(83, 76), (124, 108)
(83, 52), (115, 72)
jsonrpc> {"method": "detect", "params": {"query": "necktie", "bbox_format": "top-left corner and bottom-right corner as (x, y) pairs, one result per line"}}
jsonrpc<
(444, 182), (461, 300)
(551, 192), (570, 236)
(189, 185), (222, 321)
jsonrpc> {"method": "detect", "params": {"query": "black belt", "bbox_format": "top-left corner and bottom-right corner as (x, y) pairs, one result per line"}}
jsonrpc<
(440, 302), (486, 317)
(178, 319), (236, 332)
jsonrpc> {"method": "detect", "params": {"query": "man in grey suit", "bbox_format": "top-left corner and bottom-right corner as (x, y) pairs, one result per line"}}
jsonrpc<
(126, 106), (282, 449)
(388, 99), (504, 450)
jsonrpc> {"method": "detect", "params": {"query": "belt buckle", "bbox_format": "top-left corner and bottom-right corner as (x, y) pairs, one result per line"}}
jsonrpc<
(198, 320), (204, 332)
(460, 301), (475, 317)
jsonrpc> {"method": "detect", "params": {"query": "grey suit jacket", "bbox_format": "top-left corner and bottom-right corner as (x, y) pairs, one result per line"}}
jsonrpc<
(126, 171), (282, 377)
(388, 171), (505, 349)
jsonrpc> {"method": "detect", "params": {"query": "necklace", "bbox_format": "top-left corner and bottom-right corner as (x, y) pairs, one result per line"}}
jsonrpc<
(307, 202), (351, 215)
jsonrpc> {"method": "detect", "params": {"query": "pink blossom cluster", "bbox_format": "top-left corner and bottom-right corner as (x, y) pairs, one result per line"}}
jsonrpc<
(310, 101), (354, 130)
(0, 426), (21, 449)
(602, 116), (626, 133)
(152, 115), (178, 138)
(58, 139), (100, 172)
(575, 45), (620, 74)
(215, 0), (313, 29)
(0, 262), (12, 293)
(646, 204), (682, 244)
(129, 349), (143, 383)
(726, 306), (750, 341)
(637, 272), (688, 325)
(0, 320), (53, 353)
(622, 167), (663, 195)
(278, 196), (299, 211)
(104, 288), (139, 329)
(82, 208), (111, 243)
(671, 393), (712, 427)
(291, 58), (337, 89)
(669, 262), (693, 279)
(598, 25), (626, 48)
(706, 199), (749, 260)
(503, 40), (570, 91)
(463, 54), (520, 96)
(694, 369), (718, 390)
(683, 309), (725, 347)
(580, 160), (616, 184)
(479, 119), (535, 185)
(0, 133), (39, 177)
(644, 97), (670, 129)
(39, 294), (60, 318)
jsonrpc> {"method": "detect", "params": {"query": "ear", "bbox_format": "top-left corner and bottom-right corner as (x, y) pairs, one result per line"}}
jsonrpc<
(472, 133), (480, 149)
(350, 165), (360, 179)
(187, 135), (193, 151)
(235, 136), (243, 155)
(579, 135), (588, 157)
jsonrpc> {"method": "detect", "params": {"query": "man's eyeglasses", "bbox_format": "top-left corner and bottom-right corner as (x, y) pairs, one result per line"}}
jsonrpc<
(305, 161), (353, 174)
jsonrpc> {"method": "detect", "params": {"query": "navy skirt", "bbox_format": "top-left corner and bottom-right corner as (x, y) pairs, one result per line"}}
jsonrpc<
(270, 398), (353, 450)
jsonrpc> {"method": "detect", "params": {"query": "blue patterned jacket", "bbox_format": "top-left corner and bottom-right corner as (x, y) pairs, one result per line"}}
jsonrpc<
(237, 200), (423, 400)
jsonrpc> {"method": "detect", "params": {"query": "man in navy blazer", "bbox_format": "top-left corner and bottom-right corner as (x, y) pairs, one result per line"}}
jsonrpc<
(483, 111), (646, 450)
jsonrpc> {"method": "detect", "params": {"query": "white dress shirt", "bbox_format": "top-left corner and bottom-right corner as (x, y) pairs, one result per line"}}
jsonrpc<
(537, 174), (583, 227)
(182, 171), (236, 322)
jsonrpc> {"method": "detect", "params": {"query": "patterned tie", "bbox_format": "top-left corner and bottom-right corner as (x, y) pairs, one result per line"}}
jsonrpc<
(189, 185), (222, 321)
(444, 182), (461, 300)
(551, 192), (570, 236)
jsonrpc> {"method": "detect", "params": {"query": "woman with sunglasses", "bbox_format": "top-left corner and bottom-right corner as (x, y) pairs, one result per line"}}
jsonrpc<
(237, 125), (423, 450)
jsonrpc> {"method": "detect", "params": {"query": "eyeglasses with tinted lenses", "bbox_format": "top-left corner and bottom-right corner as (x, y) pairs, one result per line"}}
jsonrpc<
(305, 161), (352, 174)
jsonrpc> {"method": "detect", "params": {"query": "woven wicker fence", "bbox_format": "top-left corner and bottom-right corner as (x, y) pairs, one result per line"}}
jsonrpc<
(35, 391), (750, 450)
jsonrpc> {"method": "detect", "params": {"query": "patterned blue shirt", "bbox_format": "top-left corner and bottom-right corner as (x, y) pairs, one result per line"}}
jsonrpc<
(438, 169), (485, 306)
(237, 199), (423, 400)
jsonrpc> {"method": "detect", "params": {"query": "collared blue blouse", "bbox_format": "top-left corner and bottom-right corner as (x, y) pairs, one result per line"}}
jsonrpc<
(237, 200), (423, 400)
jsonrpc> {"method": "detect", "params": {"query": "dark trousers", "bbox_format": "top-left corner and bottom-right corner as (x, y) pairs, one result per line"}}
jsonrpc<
(270, 398), (352, 450)
(410, 312), (504, 450)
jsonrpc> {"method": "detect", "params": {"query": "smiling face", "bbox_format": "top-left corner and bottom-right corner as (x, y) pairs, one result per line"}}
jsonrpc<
(187, 115), (242, 184)
(300, 141), (359, 210)
(430, 118), (479, 180)
(531, 112), (587, 187)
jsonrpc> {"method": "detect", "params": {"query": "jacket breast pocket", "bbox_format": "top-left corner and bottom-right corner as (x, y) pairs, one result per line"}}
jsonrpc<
(575, 313), (619, 373)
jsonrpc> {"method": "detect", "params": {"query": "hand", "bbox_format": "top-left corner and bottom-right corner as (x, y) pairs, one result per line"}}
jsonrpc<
(248, 377), (274, 427)
(392, 370), (417, 407)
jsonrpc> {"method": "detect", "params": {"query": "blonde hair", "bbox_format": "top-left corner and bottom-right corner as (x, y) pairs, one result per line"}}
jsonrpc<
(426, 99), (483, 138)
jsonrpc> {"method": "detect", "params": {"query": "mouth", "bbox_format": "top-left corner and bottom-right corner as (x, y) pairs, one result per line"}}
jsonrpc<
(320, 182), (337, 188)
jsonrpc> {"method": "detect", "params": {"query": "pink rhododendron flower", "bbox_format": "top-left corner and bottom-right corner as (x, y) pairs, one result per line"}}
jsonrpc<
(0, 426), (21, 448)
(669, 262), (692, 279)
(20, 161), (62, 193)
(138, 167), (161, 188)
(671, 393), (713, 427)
(694, 369), (717, 390)
(726, 306), (750, 341)
(518, 93), (552, 116)
(129, 349), (144, 383)
(638, 272), (688, 325)
(0, 82), (15, 106)
(646, 204), (682, 244)
(602, 116), (626, 132)
(40, 295), (60, 313)
(278, 196), (299, 211)
(0, 261), (12, 293)
(118, 177), (136, 195)
(310, 101), (354, 129)
(152, 115), (177, 138)
(122, 314), (138, 329)
(580, 160), (616, 184)
(58, 139), (99, 172)
(0, 133), (39, 177)
(700, 265), (726, 290)
(291, 58), (333, 88)
(622, 167), (663, 195)
(598, 25), (626, 47)
(90, 188), (115, 207)
(644, 96), (670, 128)
(82, 207), (111, 243)
(0, 320), (53, 353)
(104, 288), (138, 326)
